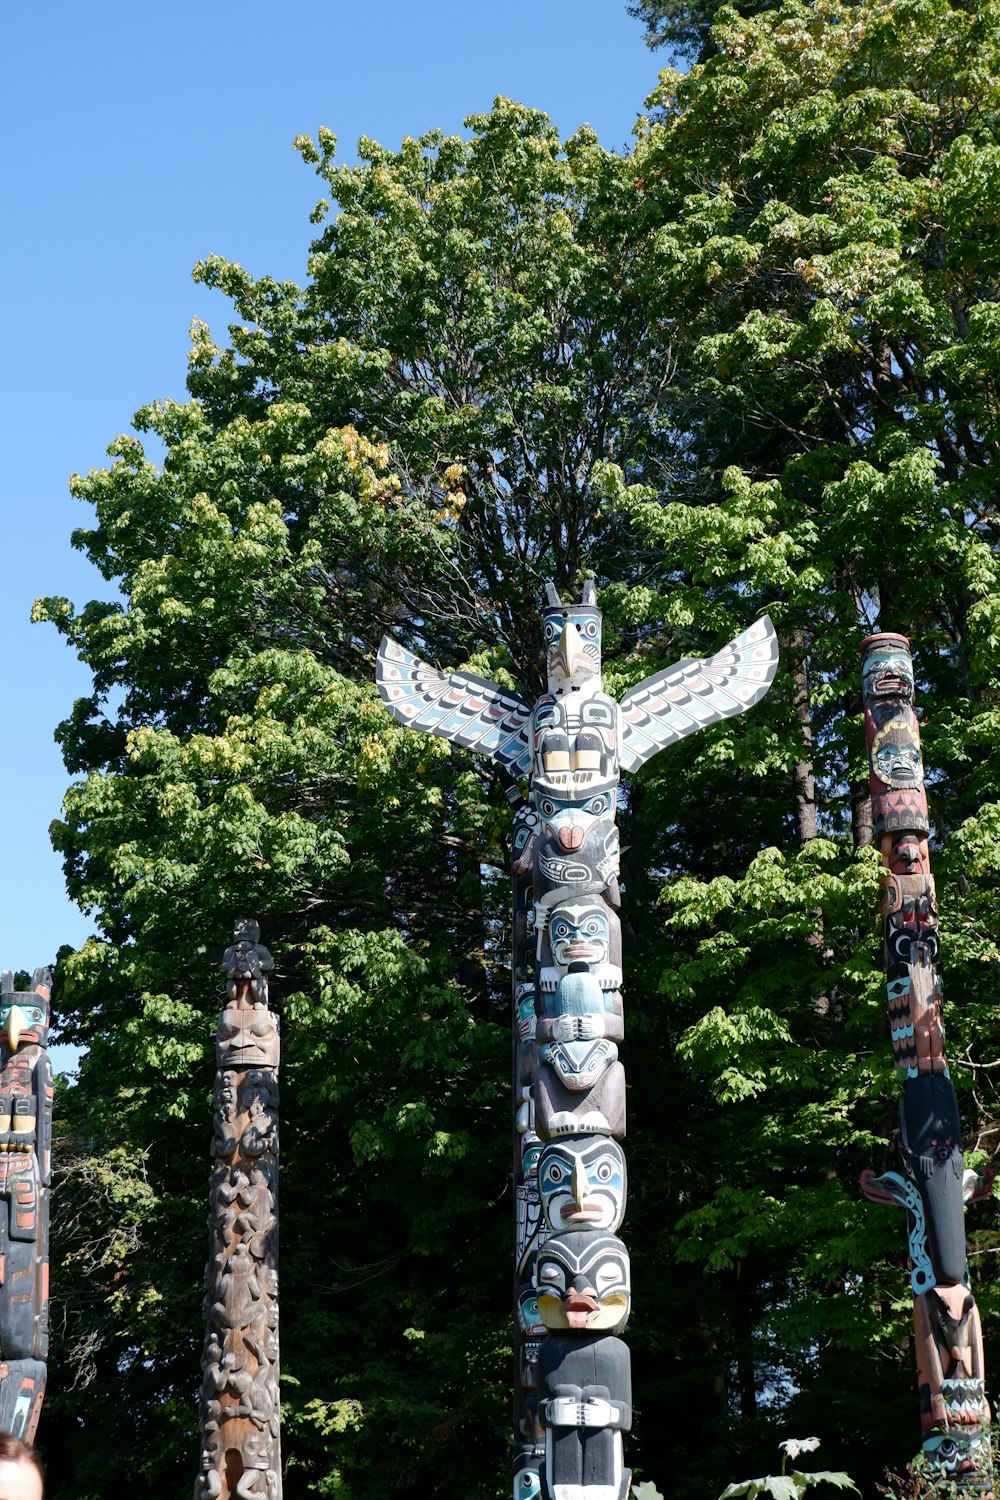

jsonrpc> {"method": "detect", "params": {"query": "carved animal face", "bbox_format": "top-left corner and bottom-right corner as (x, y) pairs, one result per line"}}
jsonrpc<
(872, 719), (923, 789)
(539, 1137), (626, 1232)
(534, 1230), (630, 1332)
(0, 984), (49, 1051)
(922, 1425), (989, 1484)
(883, 833), (929, 875)
(533, 798), (620, 902)
(543, 606), (602, 693)
(540, 1038), (618, 1091)
(537, 791), (615, 833)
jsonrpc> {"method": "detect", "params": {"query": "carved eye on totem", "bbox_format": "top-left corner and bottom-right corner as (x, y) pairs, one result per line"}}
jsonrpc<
(596, 1259), (624, 1290)
(543, 621), (560, 642)
(582, 918), (604, 937)
(551, 920), (571, 941)
(537, 1262), (562, 1283)
(581, 620), (599, 638)
(539, 798), (557, 818)
(541, 1161), (566, 1186)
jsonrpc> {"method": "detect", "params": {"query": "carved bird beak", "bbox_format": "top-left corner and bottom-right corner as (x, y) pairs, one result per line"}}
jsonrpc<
(559, 622), (583, 677)
(4, 1006), (25, 1050)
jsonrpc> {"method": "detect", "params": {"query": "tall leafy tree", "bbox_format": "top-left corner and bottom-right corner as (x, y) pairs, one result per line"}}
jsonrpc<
(36, 103), (682, 1499)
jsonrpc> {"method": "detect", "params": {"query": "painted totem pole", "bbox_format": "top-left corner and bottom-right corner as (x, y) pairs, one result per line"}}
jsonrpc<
(377, 584), (778, 1499)
(196, 920), (282, 1500)
(0, 968), (51, 1443)
(860, 635), (993, 1495)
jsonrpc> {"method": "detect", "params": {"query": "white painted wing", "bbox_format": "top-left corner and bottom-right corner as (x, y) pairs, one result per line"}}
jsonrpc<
(376, 636), (533, 776)
(617, 616), (779, 773)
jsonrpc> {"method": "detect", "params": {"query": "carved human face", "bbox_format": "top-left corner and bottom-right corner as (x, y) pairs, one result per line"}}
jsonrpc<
(862, 644), (914, 703)
(534, 1230), (630, 1332)
(547, 900), (613, 970)
(539, 1137), (626, 1232)
(543, 607), (602, 693)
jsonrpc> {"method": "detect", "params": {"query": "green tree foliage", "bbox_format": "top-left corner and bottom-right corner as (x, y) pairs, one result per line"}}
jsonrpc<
(34, 4), (1000, 1491)
(626, 0), (769, 61)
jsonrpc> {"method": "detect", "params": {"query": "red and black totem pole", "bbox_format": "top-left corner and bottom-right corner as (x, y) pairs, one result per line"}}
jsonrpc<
(196, 920), (282, 1500)
(860, 635), (994, 1495)
(0, 968), (51, 1442)
(377, 584), (778, 1499)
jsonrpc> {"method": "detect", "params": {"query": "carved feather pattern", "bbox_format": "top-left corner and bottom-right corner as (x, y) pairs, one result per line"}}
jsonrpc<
(376, 636), (533, 776)
(617, 616), (779, 773)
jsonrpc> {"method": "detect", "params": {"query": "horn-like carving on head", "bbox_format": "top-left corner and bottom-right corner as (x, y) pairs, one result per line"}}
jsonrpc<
(581, 579), (597, 606)
(544, 581), (563, 609)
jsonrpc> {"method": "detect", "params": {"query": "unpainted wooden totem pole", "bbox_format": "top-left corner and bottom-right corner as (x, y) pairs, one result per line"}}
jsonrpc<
(0, 968), (51, 1442)
(196, 920), (281, 1500)
(860, 635), (994, 1495)
(377, 585), (778, 1499)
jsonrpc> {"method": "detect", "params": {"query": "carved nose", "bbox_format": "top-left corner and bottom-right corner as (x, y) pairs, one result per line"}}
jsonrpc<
(557, 825), (584, 852)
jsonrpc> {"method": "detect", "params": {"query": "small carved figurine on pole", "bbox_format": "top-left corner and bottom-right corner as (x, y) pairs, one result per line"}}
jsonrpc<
(860, 635), (994, 1496)
(378, 585), (778, 1498)
(196, 920), (281, 1500)
(0, 968), (52, 1443)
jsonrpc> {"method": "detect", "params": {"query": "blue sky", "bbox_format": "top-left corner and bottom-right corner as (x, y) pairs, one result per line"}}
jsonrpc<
(1, 2), (662, 1016)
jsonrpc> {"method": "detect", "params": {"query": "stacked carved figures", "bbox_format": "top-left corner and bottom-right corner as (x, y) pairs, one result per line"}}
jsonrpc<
(0, 969), (51, 1441)
(860, 636), (993, 1495)
(196, 921), (281, 1500)
(377, 584), (778, 1500)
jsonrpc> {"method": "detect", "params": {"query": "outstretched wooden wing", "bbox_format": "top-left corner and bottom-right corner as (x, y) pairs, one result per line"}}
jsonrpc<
(618, 616), (779, 773)
(376, 636), (533, 776)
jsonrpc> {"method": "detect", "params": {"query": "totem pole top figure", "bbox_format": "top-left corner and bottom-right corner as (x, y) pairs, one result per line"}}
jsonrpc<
(376, 581), (779, 790)
(542, 580), (602, 697)
(861, 634), (914, 705)
(860, 632), (929, 838)
(0, 970), (50, 1054)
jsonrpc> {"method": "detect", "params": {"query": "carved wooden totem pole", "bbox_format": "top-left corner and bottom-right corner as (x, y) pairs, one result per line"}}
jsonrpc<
(377, 585), (778, 1499)
(860, 635), (994, 1495)
(196, 920), (281, 1500)
(0, 968), (51, 1442)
